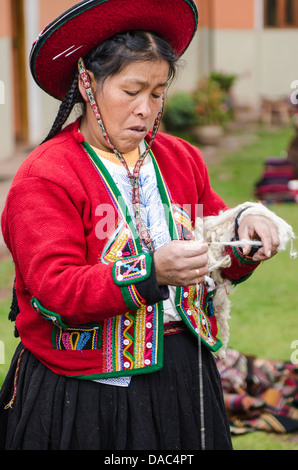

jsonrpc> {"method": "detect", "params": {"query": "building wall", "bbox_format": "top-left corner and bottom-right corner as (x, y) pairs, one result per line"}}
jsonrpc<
(0, 0), (14, 160)
(37, 0), (78, 143)
(0, 0), (298, 160)
(212, 28), (298, 108)
(196, 0), (298, 109)
(212, 0), (255, 29)
(25, 0), (72, 147)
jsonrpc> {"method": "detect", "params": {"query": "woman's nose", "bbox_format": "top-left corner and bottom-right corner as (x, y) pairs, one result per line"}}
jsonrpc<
(134, 96), (151, 118)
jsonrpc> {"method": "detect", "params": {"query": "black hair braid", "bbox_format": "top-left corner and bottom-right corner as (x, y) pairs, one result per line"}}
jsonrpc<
(42, 74), (80, 144)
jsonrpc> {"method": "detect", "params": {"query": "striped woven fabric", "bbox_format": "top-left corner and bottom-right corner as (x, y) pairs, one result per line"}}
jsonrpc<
(216, 349), (298, 435)
(254, 158), (296, 203)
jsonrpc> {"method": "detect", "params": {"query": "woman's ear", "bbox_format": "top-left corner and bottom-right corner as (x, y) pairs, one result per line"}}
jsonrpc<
(78, 70), (97, 103)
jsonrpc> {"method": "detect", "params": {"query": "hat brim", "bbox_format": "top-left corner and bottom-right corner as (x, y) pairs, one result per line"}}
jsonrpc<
(30, 0), (198, 100)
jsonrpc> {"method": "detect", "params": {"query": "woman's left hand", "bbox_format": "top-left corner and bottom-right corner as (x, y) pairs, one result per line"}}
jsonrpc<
(238, 214), (280, 262)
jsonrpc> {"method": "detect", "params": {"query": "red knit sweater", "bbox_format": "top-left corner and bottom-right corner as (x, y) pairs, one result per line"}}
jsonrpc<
(1, 120), (258, 378)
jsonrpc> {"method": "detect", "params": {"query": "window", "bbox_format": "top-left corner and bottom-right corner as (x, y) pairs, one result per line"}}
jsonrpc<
(264, 0), (298, 27)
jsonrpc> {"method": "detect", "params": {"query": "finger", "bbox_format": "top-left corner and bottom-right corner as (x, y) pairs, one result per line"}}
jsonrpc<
(190, 266), (209, 286)
(253, 242), (277, 261)
(252, 250), (269, 262)
(238, 224), (254, 256)
(182, 240), (208, 257)
(239, 216), (281, 259)
(256, 223), (278, 258)
(187, 251), (209, 271)
(270, 226), (280, 252)
(252, 228), (277, 260)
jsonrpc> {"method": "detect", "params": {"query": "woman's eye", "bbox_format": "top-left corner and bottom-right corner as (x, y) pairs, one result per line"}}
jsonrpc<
(125, 90), (138, 97)
(152, 94), (161, 100)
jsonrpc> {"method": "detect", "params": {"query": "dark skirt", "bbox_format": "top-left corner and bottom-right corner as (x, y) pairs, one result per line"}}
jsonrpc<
(0, 331), (232, 450)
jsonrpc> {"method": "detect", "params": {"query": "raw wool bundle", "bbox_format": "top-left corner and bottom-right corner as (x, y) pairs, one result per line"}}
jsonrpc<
(195, 201), (297, 358)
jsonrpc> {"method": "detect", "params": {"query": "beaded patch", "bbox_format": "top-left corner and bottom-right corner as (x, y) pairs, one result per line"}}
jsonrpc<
(113, 253), (152, 286)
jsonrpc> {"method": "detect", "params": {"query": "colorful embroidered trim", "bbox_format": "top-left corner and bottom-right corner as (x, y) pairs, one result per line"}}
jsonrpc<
(150, 157), (179, 242)
(33, 297), (164, 377)
(113, 253), (152, 286)
(31, 298), (68, 329)
(31, 298), (102, 351)
(175, 285), (222, 352)
(121, 284), (146, 311)
(172, 204), (194, 241)
(81, 140), (224, 362)
(82, 141), (142, 250)
(101, 221), (137, 265)
(99, 304), (163, 376)
(53, 325), (102, 351)
(232, 244), (260, 264)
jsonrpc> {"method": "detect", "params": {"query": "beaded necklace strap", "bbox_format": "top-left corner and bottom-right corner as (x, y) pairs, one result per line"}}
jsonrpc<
(78, 57), (165, 251)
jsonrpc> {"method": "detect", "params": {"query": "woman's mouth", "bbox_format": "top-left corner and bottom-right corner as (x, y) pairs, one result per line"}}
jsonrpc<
(127, 126), (147, 137)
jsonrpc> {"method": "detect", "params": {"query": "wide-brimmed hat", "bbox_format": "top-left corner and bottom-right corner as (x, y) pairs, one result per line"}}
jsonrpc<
(30, 0), (198, 100)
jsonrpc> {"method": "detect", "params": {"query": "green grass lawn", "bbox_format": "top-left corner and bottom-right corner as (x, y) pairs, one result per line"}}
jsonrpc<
(0, 125), (297, 449)
(0, 258), (19, 386)
(207, 126), (298, 358)
(206, 125), (298, 450)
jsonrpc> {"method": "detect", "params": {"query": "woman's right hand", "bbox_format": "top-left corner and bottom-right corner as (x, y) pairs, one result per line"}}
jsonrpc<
(153, 240), (209, 287)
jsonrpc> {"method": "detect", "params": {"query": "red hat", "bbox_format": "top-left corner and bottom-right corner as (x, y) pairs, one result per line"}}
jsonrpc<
(30, 0), (198, 100)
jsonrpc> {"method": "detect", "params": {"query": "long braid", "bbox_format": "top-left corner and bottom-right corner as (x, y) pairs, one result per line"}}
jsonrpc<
(42, 74), (80, 144)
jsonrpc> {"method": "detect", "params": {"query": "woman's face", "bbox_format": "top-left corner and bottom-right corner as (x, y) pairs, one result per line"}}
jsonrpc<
(81, 60), (170, 154)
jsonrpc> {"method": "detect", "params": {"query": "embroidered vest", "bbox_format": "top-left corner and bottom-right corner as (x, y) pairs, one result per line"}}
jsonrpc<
(32, 142), (222, 380)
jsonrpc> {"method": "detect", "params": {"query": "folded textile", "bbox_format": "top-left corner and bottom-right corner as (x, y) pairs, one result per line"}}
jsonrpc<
(216, 349), (298, 434)
(254, 158), (296, 203)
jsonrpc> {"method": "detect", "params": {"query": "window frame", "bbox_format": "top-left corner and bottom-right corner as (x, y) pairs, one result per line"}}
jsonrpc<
(264, 0), (298, 28)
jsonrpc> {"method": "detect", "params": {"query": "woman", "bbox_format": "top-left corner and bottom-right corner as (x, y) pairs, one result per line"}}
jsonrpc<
(0, 0), (294, 450)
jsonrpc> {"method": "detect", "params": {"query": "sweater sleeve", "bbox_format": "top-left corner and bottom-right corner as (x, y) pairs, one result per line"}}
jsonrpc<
(2, 176), (163, 325)
(220, 209), (261, 284)
(189, 148), (260, 283)
(221, 245), (260, 285)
